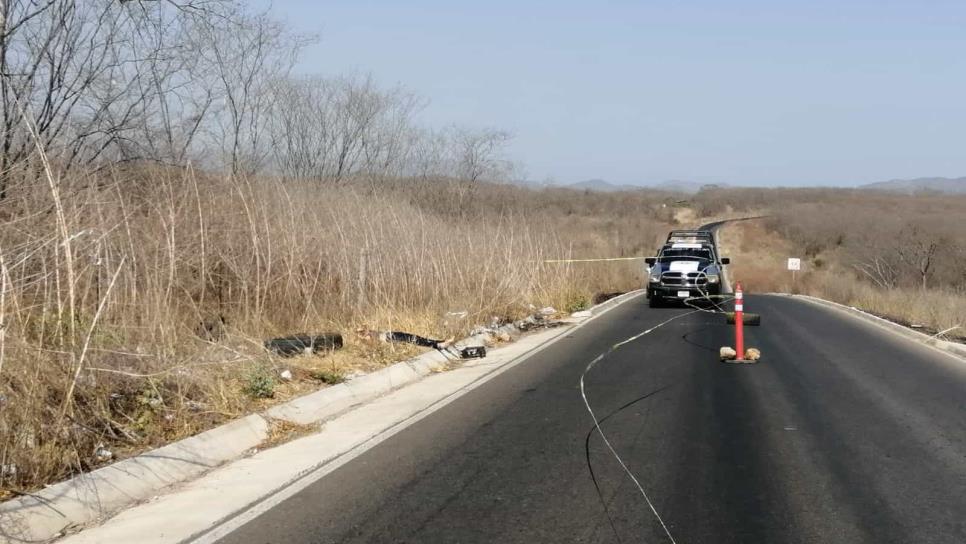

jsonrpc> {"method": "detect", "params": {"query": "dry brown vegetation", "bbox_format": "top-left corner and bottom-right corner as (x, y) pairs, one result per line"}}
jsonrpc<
(711, 189), (966, 340)
(0, 165), (685, 496)
(3, 0), (965, 505)
(0, 0), (688, 496)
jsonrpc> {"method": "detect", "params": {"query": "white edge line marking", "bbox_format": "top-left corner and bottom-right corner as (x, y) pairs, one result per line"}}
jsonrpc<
(189, 291), (646, 544)
(767, 293), (966, 365)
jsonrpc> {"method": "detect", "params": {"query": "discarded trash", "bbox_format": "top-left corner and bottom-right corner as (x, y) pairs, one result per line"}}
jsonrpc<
(94, 445), (113, 462)
(539, 306), (557, 316)
(515, 314), (566, 332)
(571, 310), (592, 318)
(469, 327), (512, 344)
(745, 348), (762, 361)
(357, 329), (453, 350)
(265, 333), (344, 357)
(460, 346), (486, 359)
(279, 369), (293, 381)
(719, 346), (738, 361)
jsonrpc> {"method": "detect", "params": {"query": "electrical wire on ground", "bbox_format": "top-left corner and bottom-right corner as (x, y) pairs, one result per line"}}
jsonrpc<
(581, 275), (734, 543)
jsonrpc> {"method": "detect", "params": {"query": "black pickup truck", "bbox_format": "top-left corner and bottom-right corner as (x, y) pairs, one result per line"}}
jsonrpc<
(645, 242), (728, 307)
(665, 229), (716, 246)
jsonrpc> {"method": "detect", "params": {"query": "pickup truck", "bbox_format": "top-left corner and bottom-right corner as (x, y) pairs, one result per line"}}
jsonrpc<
(665, 229), (715, 246)
(645, 243), (729, 307)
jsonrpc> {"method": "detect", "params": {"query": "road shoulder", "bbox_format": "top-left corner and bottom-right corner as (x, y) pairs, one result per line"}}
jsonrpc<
(45, 292), (643, 544)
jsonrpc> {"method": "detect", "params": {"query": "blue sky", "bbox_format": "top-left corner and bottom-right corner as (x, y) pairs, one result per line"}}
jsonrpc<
(266, 1), (966, 186)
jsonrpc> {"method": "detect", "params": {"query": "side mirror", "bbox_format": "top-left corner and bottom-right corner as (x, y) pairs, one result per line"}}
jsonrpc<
(645, 257), (656, 266)
(720, 257), (730, 265)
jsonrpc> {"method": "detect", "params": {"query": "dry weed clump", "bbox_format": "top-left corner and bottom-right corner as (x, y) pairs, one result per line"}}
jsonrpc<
(0, 167), (672, 495)
(719, 200), (966, 342)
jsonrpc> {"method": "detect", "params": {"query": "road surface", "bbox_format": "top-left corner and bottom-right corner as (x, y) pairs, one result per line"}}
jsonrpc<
(215, 294), (966, 543)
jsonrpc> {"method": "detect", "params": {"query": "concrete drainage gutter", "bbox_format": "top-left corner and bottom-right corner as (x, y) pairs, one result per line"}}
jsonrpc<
(777, 293), (966, 361)
(0, 290), (642, 544)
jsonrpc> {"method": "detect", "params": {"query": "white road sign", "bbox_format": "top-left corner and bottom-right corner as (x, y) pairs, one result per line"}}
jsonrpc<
(787, 258), (801, 271)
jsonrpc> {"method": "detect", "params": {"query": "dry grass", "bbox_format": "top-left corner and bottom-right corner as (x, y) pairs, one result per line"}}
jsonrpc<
(718, 219), (796, 293)
(720, 218), (966, 341)
(0, 167), (679, 494)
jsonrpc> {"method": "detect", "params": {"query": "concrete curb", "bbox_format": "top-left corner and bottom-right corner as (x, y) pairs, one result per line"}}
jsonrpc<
(263, 324), (517, 426)
(0, 292), (642, 544)
(773, 293), (966, 361)
(0, 414), (269, 543)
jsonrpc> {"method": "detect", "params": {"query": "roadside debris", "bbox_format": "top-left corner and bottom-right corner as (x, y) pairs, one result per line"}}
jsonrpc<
(539, 306), (557, 316)
(94, 444), (113, 462)
(460, 346), (486, 359)
(469, 326), (512, 345)
(745, 348), (761, 361)
(279, 369), (293, 381)
(719, 346), (738, 361)
(356, 329), (455, 350)
(516, 314), (565, 332)
(265, 333), (344, 357)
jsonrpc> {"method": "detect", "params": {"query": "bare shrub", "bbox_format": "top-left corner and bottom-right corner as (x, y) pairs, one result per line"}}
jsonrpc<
(0, 164), (671, 494)
(718, 191), (966, 339)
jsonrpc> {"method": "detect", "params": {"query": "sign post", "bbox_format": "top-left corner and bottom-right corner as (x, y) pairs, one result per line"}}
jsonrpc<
(787, 257), (801, 290)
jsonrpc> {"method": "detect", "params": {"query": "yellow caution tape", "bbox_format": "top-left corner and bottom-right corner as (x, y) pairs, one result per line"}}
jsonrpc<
(541, 256), (649, 263)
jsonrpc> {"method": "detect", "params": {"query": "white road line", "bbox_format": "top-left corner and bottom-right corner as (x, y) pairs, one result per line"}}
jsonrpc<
(190, 292), (645, 544)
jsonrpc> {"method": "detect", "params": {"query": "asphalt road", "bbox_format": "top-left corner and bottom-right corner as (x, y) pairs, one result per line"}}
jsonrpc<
(216, 294), (966, 544)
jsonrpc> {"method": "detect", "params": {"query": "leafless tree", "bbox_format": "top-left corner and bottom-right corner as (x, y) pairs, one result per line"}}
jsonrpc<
(449, 126), (512, 184)
(0, 0), (512, 193)
(268, 74), (425, 181)
(197, 7), (309, 175)
(896, 225), (943, 290)
(0, 0), (241, 198)
(853, 255), (899, 289)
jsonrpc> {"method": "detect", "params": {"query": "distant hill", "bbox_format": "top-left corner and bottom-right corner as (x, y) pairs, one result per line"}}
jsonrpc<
(569, 179), (643, 192)
(651, 179), (730, 194)
(860, 177), (966, 194)
(568, 178), (727, 193)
